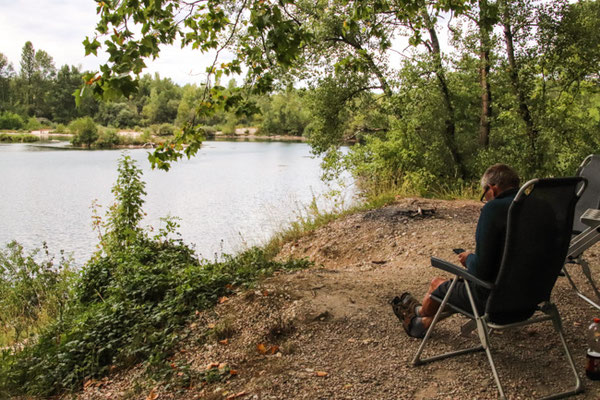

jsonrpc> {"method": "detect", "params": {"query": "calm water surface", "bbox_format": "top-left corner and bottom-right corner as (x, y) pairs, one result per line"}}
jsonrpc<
(0, 141), (353, 265)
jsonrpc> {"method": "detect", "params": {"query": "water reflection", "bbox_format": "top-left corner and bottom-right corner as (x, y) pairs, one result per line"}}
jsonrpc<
(0, 141), (353, 265)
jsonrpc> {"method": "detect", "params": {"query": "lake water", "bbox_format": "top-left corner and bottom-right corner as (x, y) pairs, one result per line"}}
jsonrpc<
(0, 141), (354, 265)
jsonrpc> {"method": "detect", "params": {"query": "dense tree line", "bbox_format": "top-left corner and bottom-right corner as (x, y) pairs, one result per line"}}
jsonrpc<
(0, 42), (311, 137)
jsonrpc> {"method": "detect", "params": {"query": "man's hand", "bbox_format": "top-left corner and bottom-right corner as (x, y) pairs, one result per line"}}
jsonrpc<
(458, 251), (472, 267)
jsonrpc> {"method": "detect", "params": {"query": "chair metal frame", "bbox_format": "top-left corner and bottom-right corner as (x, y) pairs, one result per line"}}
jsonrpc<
(412, 178), (586, 400)
(562, 155), (600, 309)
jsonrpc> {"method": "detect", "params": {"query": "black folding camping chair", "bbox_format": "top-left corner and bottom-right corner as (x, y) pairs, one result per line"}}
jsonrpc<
(563, 155), (600, 309)
(412, 177), (586, 400)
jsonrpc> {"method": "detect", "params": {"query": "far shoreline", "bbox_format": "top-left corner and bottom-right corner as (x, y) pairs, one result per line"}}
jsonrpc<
(1, 128), (307, 150)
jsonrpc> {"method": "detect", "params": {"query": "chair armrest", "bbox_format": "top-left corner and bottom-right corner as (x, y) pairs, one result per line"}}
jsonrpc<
(430, 257), (494, 290)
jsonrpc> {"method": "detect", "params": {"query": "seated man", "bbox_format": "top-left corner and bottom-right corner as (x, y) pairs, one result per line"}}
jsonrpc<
(393, 164), (520, 338)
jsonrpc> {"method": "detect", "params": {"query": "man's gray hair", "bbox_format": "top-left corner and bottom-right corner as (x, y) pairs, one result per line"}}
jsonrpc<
(481, 164), (520, 191)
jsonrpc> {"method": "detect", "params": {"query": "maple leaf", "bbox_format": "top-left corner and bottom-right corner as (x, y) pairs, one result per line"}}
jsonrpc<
(256, 343), (267, 354)
(218, 296), (229, 304)
(219, 339), (229, 345)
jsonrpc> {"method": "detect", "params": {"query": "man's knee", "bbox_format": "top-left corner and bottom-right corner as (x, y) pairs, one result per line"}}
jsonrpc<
(428, 277), (446, 293)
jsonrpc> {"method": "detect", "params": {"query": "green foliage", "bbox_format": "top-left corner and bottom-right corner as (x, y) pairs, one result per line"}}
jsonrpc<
(95, 127), (120, 148)
(24, 116), (41, 131)
(0, 155), (313, 396)
(0, 242), (74, 345)
(0, 112), (24, 130)
(539, 0), (600, 88)
(69, 116), (98, 148)
(104, 154), (147, 248)
(220, 114), (237, 135)
(260, 89), (310, 136)
(0, 133), (38, 143)
(199, 125), (217, 136)
(156, 123), (176, 137)
(53, 123), (67, 133)
(96, 102), (140, 128)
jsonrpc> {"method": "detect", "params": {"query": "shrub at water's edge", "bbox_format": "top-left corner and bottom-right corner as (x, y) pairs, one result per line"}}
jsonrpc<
(0, 133), (39, 143)
(0, 154), (311, 397)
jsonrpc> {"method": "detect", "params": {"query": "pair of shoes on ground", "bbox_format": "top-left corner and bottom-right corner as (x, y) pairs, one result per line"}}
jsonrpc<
(391, 292), (424, 338)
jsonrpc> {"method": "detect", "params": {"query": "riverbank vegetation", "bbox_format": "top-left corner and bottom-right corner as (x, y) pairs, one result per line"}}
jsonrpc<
(0, 133), (39, 143)
(0, 155), (311, 397)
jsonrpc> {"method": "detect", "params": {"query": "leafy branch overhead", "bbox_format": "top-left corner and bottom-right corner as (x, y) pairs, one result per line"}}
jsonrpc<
(81, 0), (474, 170)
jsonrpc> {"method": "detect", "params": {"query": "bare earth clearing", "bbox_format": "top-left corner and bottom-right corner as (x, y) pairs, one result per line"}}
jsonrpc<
(74, 198), (600, 400)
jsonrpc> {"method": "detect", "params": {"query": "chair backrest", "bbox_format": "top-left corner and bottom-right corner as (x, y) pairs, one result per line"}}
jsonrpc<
(573, 155), (600, 233)
(486, 177), (586, 323)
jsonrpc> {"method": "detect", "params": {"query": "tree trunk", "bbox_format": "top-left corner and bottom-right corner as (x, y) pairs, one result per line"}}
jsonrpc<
(478, 0), (492, 148)
(501, 0), (539, 172)
(424, 12), (467, 179)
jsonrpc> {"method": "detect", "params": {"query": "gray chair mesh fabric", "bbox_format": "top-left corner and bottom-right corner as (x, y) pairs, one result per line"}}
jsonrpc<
(486, 178), (583, 324)
(573, 155), (600, 233)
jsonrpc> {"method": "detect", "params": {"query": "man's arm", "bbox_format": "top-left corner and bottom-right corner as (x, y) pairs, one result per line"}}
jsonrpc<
(465, 202), (505, 282)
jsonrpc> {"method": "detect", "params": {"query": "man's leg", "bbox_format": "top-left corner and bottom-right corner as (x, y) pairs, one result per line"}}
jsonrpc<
(417, 277), (447, 330)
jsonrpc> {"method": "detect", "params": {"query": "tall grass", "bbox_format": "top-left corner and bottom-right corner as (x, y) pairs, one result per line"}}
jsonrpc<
(0, 242), (75, 347)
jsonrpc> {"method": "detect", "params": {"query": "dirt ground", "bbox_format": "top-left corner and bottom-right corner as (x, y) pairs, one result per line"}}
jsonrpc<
(76, 197), (600, 400)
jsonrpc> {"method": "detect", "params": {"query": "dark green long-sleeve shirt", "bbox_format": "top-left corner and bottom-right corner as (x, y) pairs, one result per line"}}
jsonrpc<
(466, 188), (519, 290)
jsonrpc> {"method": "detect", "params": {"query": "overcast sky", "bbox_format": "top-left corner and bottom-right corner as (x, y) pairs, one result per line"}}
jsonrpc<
(0, 0), (220, 85)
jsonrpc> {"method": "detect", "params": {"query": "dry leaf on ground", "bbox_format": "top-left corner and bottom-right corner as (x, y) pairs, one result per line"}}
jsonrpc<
(315, 371), (328, 377)
(257, 343), (267, 354)
(146, 388), (159, 400)
(83, 379), (95, 389)
(206, 362), (220, 370)
(226, 391), (248, 400)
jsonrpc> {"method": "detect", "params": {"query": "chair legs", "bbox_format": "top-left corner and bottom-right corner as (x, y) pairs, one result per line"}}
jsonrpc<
(541, 303), (583, 400)
(412, 276), (484, 367)
(563, 258), (600, 310)
(411, 278), (583, 399)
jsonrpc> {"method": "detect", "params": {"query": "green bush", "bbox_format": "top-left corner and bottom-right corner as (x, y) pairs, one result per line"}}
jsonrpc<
(0, 112), (25, 130)
(96, 128), (121, 148)
(69, 117), (99, 148)
(24, 117), (41, 131)
(199, 125), (217, 136)
(0, 154), (311, 396)
(157, 123), (175, 136)
(53, 123), (67, 134)
(0, 242), (75, 345)
(219, 114), (238, 135)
